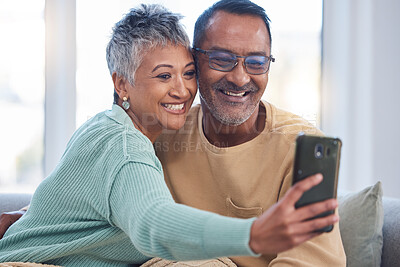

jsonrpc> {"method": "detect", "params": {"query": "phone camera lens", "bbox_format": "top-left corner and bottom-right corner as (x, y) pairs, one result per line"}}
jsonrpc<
(314, 144), (324, 159)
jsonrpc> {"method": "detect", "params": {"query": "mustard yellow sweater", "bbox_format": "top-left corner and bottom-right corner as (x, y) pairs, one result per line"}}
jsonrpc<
(156, 101), (346, 267)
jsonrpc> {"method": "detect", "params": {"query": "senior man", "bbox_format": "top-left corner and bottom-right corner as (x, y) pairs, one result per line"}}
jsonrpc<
(155, 0), (346, 266)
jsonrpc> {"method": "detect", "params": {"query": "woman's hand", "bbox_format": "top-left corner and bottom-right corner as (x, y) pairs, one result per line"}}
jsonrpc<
(249, 174), (339, 255)
(0, 210), (25, 239)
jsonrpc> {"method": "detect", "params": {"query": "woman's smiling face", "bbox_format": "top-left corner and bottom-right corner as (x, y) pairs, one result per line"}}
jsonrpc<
(122, 44), (197, 136)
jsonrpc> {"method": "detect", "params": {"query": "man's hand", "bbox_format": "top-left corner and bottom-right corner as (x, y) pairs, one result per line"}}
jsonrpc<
(249, 174), (339, 255)
(0, 210), (25, 239)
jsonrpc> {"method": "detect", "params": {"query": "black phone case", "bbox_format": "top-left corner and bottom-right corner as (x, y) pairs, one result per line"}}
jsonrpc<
(292, 134), (342, 232)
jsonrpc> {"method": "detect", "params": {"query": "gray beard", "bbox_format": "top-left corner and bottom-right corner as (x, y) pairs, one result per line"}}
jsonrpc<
(199, 93), (256, 126)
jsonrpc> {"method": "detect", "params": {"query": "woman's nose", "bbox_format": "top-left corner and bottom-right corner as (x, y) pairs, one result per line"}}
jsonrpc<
(169, 77), (191, 99)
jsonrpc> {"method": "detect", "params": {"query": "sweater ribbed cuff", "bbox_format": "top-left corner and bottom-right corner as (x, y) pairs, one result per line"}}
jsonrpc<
(202, 216), (260, 258)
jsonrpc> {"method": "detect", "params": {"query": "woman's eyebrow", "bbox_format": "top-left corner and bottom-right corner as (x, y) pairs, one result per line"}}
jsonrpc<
(152, 62), (195, 73)
(185, 62), (195, 68)
(152, 64), (173, 72)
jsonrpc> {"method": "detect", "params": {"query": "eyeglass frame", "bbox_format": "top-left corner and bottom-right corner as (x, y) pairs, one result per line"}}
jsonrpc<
(193, 47), (275, 75)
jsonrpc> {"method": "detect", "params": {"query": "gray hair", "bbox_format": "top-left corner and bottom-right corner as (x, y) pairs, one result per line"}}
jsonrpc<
(106, 4), (190, 90)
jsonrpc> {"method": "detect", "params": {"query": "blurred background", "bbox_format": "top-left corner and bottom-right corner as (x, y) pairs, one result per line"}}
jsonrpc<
(0, 0), (399, 198)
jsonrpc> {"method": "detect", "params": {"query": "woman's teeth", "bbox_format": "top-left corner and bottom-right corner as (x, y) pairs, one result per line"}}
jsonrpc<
(163, 103), (184, 110)
(223, 90), (246, 97)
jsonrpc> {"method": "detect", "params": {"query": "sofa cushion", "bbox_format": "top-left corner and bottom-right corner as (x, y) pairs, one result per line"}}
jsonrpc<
(0, 193), (32, 214)
(338, 182), (384, 267)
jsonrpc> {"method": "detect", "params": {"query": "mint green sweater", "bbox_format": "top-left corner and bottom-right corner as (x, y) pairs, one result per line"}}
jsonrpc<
(0, 105), (256, 266)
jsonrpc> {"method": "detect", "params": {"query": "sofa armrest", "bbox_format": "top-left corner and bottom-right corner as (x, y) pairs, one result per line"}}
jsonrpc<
(0, 193), (32, 214)
(381, 197), (400, 267)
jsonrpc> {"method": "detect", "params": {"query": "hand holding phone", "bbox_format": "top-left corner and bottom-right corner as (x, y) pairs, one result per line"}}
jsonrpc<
(292, 133), (342, 232)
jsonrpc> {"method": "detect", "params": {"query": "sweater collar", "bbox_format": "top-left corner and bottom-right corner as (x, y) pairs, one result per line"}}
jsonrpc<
(105, 104), (135, 129)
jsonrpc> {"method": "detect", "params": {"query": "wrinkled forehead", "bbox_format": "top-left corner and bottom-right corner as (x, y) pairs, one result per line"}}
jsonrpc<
(202, 11), (270, 54)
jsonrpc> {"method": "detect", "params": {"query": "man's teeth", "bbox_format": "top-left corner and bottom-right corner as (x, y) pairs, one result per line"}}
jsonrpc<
(163, 103), (184, 110)
(223, 91), (246, 97)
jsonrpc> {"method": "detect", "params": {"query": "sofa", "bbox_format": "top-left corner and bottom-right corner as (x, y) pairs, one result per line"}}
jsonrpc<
(0, 186), (399, 267)
(381, 197), (400, 266)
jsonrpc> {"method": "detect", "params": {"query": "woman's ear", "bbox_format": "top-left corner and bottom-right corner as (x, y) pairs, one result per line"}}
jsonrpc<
(112, 72), (128, 99)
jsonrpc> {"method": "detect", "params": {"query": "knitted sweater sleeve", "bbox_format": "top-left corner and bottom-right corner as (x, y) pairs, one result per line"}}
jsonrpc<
(108, 161), (257, 261)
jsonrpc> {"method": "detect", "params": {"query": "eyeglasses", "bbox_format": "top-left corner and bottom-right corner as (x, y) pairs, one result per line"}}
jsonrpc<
(193, 47), (275, 75)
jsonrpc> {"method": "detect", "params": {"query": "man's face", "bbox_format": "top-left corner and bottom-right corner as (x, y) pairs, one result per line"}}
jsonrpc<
(196, 11), (271, 126)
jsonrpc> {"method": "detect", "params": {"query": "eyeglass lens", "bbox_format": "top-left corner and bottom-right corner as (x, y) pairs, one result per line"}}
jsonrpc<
(208, 51), (270, 74)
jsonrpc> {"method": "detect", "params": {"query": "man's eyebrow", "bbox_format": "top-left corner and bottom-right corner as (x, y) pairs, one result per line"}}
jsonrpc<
(208, 46), (267, 56)
(152, 64), (173, 73)
(208, 46), (233, 53)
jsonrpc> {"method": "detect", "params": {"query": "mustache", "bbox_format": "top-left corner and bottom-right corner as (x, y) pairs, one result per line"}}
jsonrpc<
(212, 79), (258, 93)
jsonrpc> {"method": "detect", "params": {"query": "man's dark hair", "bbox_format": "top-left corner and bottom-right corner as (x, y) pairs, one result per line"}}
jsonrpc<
(193, 0), (272, 48)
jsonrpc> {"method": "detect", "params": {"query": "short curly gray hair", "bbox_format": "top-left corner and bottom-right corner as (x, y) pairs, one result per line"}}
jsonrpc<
(106, 4), (190, 102)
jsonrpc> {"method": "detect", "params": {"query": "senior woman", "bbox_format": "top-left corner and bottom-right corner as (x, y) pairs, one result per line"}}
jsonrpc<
(0, 3), (337, 267)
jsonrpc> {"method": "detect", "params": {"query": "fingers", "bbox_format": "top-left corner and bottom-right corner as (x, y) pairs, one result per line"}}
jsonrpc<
(249, 210), (337, 254)
(295, 198), (338, 222)
(282, 173), (323, 206)
(292, 213), (339, 235)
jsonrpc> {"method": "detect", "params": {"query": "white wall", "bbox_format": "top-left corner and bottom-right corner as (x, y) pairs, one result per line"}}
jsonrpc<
(322, 0), (400, 197)
(44, 0), (76, 176)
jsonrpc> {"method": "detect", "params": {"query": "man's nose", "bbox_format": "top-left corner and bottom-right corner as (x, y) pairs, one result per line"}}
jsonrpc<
(225, 60), (251, 87)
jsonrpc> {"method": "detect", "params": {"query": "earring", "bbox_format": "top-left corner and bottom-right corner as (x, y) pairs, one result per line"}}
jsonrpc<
(122, 97), (130, 110)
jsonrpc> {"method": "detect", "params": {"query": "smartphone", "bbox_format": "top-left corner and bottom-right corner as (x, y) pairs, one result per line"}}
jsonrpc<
(292, 133), (342, 232)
